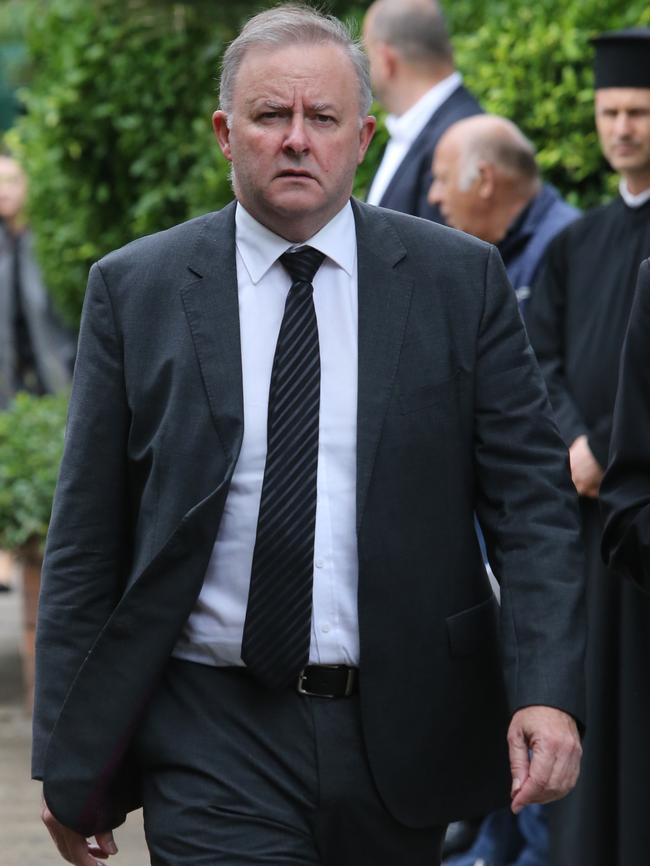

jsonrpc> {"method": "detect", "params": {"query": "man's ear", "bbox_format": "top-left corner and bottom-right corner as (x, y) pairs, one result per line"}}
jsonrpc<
(212, 110), (233, 162)
(382, 42), (400, 78)
(357, 116), (377, 164)
(476, 162), (496, 199)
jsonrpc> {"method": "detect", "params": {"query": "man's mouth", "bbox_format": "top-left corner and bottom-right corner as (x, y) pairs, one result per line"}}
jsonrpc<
(276, 169), (315, 179)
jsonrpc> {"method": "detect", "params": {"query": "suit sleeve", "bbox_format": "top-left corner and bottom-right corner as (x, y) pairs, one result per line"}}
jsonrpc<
(601, 259), (650, 591)
(32, 262), (131, 779)
(474, 247), (586, 724)
(525, 236), (590, 452)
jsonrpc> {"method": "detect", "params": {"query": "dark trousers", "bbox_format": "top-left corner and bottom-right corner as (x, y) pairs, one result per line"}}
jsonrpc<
(133, 658), (445, 865)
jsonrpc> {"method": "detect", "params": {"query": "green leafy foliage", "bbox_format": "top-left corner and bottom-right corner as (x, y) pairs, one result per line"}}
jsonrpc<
(0, 392), (68, 552)
(14, 0), (227, 325)
(444, 0), (650, 208)
(11, 0), (650, 325)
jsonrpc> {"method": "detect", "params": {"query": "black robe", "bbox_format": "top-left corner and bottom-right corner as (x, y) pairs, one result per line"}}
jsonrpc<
(601, 257), (650, 589)
(526, 195), (650, 866)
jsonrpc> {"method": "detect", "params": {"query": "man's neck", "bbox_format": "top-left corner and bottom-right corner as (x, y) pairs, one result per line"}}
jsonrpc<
(622, 172), (650, 197)
(487, 183), (539, 245)
(388, 66), (455, 116)
(2, 215), (25, 237)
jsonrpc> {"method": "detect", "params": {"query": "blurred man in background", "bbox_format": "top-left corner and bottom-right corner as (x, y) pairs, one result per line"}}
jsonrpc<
(363, 0), (481, 221)
(0, 153), (74, 590)
(525, 29), (650, 866)
(429, 114), (579, 312)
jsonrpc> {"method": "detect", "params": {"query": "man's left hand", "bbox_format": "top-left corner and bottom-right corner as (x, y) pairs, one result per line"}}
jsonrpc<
(507, 705), (582, 814)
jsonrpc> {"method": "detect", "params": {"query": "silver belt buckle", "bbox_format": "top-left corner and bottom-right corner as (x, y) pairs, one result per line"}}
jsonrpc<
(296, 664), (356, 698)
(297, 669), (330, 697)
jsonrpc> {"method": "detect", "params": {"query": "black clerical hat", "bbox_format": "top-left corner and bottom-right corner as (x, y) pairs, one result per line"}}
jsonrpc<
(592, 28), (650, 89)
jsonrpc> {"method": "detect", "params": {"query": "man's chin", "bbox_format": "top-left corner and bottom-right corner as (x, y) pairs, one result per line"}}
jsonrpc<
(264, 190), (329, 219)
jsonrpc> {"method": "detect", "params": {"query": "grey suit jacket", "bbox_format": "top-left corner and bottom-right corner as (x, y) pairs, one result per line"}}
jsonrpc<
(33, 199), (584, 836)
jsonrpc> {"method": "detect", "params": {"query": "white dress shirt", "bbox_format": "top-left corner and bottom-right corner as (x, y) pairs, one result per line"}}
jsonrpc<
(173, 201), (360, 668)
(366, 71), (463, 206)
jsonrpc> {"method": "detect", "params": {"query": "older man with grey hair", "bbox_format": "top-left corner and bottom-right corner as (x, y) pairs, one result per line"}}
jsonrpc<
(429, 115), (579, 311)
(35, 5), (584, 866)
(363, 0), (482, 220)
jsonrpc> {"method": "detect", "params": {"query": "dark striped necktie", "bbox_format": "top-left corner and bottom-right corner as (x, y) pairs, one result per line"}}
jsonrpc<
(241, 245), (326, 689)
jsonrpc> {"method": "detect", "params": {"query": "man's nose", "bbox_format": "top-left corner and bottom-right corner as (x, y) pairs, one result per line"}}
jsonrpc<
(283, 115), (310, 155)
(428, 177), (442, 206)
(613, 112), (633, 138)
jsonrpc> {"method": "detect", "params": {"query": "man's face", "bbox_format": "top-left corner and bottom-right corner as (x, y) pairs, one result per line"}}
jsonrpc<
(213, 42), (375, 241)
(0, 157), (27, 223)
(428, 136), (482, 235)
(595, 88), (650, 190)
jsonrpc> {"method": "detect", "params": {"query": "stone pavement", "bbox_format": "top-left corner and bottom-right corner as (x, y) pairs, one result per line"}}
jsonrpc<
(0, 570), (150, 865)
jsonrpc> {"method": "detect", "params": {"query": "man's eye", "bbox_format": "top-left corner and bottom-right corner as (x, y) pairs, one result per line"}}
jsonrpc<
(315, 115), (335, 124)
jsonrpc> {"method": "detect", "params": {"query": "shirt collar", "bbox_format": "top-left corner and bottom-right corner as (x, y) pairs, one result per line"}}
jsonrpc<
(619, 179), (650, 209)
(385, 71), (462, 144)
(235, 201), (356, 283)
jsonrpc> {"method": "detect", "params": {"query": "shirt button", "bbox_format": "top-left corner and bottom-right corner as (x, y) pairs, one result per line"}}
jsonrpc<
(315, 559), (325, 569)
(321, 623), (330, 633)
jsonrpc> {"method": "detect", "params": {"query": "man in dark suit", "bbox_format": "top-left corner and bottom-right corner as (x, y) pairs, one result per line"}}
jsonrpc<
(362, 0), (481, 221)
(35, 6), (584, 866)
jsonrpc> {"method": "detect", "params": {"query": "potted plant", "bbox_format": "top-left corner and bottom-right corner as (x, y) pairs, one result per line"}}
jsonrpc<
(0, 391), (68, 709)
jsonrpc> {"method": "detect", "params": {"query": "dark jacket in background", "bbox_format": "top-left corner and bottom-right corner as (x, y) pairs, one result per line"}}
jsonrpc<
(372, 84), (482, 222)
(498, 184), (580, 312)
(601, 257), (650, 591)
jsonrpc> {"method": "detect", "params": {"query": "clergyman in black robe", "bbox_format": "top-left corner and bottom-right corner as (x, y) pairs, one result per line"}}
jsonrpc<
(525, 28), (650, 866)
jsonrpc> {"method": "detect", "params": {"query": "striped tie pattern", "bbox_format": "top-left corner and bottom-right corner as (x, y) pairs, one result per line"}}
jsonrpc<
(241, 246), (326, 689)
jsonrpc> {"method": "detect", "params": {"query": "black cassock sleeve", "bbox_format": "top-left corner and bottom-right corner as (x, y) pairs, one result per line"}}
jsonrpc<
(601, 258), (650, 591)
(526, 235), (590, 452)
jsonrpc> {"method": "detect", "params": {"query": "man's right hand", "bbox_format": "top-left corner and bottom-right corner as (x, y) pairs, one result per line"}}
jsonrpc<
(42, 800), (118, 866)
(569, 434), (603, 498)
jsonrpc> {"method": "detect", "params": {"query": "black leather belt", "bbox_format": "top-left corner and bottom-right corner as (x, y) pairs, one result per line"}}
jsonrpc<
(296, 664), (358, 698)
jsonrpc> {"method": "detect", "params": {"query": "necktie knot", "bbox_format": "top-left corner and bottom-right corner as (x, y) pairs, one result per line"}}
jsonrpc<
(279, 246), (325, 286)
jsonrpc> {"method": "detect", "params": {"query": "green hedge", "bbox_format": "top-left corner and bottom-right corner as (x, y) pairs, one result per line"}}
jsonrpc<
(445, 0), (650, 208)
(11, 0), (650, 324)
(0, 392), (68, 552)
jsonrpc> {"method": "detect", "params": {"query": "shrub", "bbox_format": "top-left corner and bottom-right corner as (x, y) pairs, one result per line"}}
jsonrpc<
(443, 0), (650, 208)
(0, 392), (68, 553)
(12, 0), (650, 325)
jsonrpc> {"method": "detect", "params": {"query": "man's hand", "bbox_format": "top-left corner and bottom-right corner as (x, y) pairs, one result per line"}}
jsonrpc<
(42, 800), (118, 866)
(507, 705), (582, 815)
(569, 434), (603, 498)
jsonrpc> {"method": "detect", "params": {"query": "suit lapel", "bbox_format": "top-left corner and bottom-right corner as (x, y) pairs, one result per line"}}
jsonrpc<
(180, 202), (244, 464)
(379, 86), (467, 207)
(352, 200), (412, 530)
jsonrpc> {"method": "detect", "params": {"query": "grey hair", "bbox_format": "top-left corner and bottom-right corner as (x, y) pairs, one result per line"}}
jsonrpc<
(368, 0), (453, 67)
(458, 123), (539, 191)
(219, 3), (372, 118)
